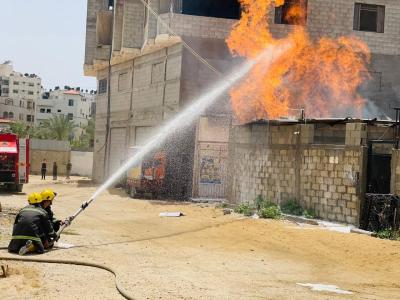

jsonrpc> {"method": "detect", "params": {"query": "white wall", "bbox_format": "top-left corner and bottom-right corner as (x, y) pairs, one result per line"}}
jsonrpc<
(70, 151), (93, 177)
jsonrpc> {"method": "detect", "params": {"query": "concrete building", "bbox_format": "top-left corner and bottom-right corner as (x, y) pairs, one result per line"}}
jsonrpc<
(84, 0), (240, 199)
(36, 89), (93, 139)
(37, 89), (92, 127)
(0, 63), (41, 124)
(84, 0), (400, 199)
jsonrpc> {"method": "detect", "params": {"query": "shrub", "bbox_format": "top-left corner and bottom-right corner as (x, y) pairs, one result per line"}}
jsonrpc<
(304, 208), (316, 219)
(234, 203), (254, 217)
(281, 200), (303, 216)
(376, 229), (400, 241)
(259, 204), (281, 219)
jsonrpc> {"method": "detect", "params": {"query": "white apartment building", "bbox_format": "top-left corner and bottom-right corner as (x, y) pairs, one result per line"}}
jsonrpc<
(36, 89), (92, 127)
(0, 63), (41, 124)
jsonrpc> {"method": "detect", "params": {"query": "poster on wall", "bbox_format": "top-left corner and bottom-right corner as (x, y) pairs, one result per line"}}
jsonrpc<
(200, 156), (222, 184)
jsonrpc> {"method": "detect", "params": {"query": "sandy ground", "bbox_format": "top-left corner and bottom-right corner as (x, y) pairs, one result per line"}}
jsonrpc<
(0, 176), (399, 299)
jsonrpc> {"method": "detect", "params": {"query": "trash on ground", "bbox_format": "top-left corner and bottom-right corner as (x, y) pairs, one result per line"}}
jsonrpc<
(159, 212), (184, 217)
(296, 283), (353, 294)
(54, 242), (75, 249)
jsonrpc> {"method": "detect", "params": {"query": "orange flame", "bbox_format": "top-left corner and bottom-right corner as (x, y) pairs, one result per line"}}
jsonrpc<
(227, 0), (371, 121)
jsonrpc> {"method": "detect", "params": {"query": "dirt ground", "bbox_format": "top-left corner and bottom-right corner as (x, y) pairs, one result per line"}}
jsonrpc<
(0, 176), (399, 299)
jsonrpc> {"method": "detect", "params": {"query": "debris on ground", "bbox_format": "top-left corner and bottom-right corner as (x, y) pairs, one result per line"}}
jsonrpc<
(296, 283), (353, 295)
(159, 212), (184, 217)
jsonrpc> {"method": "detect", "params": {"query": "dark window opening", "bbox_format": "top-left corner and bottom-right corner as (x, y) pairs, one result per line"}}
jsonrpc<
(275, 0), (308, 25)
(40, 108), (45, 113)
(354, 3), (385, 33)
(67, 113), (73, 121)
(68, 99), (74, 106)
(98, 78), (107, 94)
(182, 0), (241, 20)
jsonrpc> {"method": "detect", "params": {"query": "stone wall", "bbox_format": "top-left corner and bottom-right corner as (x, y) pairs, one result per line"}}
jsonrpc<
(391, 149), (400, 195)
(228, 123), (367, 225)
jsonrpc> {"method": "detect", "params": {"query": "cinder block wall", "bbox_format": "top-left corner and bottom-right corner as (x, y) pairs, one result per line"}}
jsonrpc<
(228, 123), (367, 225)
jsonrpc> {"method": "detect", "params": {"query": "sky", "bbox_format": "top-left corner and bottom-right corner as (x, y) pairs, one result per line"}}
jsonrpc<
(0, 0), (96, 91)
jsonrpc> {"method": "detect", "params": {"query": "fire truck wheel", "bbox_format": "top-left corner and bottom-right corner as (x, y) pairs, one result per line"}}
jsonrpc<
(16, 184), (23, 193)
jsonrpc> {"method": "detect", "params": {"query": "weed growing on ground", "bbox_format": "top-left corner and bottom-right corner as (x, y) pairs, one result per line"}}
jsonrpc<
(259, 205), (281, 219)
(234, 203), (254, 216)
(304, 208), (316, 219)
(376, 229), (400, 241)
(281, 200), (303, 216)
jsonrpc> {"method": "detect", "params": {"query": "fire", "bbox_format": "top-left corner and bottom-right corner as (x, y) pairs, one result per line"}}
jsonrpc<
(227, 0), (371, 122)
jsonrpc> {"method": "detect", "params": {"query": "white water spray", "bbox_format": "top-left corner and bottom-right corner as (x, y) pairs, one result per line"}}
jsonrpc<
(56, 44), (291, 239)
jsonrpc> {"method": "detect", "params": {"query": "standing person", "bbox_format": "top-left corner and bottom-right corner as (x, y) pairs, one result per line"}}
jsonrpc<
(52, 162), (58, 180)
(8, 193), (56, 255)
(66, 160), (72, 179)
(41, 159), (47, 180)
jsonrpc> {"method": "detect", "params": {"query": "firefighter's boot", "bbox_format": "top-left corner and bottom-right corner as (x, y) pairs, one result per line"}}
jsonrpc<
(18, 240), (35, 256)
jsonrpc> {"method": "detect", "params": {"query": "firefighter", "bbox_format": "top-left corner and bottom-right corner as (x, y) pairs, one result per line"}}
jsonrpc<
(8, 193), (56, 255)
(40, 189), (62, 232)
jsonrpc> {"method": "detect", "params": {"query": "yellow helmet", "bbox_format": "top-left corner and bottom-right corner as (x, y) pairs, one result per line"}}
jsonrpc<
(28, 193), (42, 205)
(41, 189), (57, 202)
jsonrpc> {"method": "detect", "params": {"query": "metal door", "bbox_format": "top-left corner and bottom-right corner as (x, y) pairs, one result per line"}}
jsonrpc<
(367, 141), (392, 194)
(197, 142), (228, 198)
(108, 128), (127, 176)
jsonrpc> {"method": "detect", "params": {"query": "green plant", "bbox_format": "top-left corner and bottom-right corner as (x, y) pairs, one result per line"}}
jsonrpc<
(281, 200), (303, 216)
(259, 204), (281, 219)
(376, 229), (400, 241)
(234, 203), (254, 216)
(304, 208), (316, 219)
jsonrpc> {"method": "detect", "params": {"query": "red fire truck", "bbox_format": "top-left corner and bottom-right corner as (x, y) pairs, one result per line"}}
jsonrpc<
(0, 119), (29, 192)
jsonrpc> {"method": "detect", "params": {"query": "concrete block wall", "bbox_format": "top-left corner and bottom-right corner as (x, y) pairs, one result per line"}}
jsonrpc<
(300, 147), (364, 224)
(391, 149), (400, 195)
(122, 0), (145, 49)
(228, 123), (367, 225)
(345, 123), (367, 146)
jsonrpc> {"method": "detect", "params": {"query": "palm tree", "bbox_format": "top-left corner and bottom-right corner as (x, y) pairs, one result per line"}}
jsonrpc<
(43, 115), (75, 140)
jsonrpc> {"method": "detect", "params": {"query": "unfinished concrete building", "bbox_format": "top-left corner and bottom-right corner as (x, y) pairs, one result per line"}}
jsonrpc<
(84, 0), (400, 200)
(84, 0), (240, 198)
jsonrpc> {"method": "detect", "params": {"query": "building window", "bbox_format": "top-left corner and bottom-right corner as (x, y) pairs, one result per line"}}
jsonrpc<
(8, 112), (14, 119)
(354, 3), (385, 33)
(68, 99), (74, 106)
(181, 0), (241, 19)
(275, 0), (307, 25)
(2, 79), (9, 85)
(98, 78), (107, 94)
(57, 109), (61, 112)
(118, 72), (128, 91)
(13, 81), (19, 85)
(67, 113), (73, 121)
(19, 114), (24, 121)
(28, 83), (34, 87)
(26, 115), (34, 122)
(5, 99), (13, 105)
(1, 88), (9, 95)
(3, 112), (8, 118)
(13, 90), (18, 94)
(40, 108), (45, 113)
(46, 109), (51, 113)
(27, 102), (33, 109)
(28, 91), (34, 95)
(151, 63), (165, 84)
